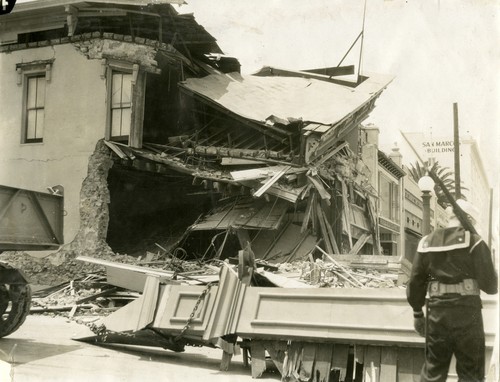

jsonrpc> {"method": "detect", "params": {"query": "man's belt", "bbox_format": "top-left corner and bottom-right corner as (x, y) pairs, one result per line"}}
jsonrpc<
(428, 278), (480, 297)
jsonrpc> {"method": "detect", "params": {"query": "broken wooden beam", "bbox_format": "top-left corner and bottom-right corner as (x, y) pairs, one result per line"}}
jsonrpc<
(230, 165), (305, 182)
(307, 174), (331, 202)
(316, 202), (334, 255)
(340, 179), (353, 250)
(253, 165), (291, 197)
(187, 145), (291, 162)
(348, 232), (370, 255)
(320, 202), (340, 254)
(301, 191), (315, 233)
(104, 140), (128, 159)
(75, 287), (118, 305)
(30, 304), (96, 313)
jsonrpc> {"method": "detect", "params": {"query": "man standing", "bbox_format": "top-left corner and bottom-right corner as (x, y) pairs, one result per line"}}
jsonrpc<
(407, 199), (498, 382)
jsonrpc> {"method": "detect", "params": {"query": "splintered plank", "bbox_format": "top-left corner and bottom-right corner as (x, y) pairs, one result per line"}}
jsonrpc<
(379, 347), (398, 382)
(307, 175), (332, 202)
(363, 346), (381, 382)
(353, 345), (365, 381)
(253, 166), (291, 197)
(340, 180), (353, 249)
(250, 340), (267, 378)
(321, 207), (340, 254)
(349, 233), (370, 255)
(104, 140), (128, 159)
(301, 192), (316, 233)
(331, 344), (350, 382)
(230, 165), (286, 181)
(316, 202), (334, 255)
(299, 342), (316, 381)
(314, 343), (334, 382)
(284, 341), (303, 380)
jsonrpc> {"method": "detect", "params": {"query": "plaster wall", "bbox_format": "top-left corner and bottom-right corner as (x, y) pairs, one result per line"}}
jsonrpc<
(0, 44), (107, 243)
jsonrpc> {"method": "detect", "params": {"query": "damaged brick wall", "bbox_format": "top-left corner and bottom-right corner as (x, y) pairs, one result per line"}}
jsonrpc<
(73, 38), (159, 69)
(61, 139), (114, 258)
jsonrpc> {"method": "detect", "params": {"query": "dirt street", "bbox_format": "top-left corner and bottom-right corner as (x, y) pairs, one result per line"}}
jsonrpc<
(0, 315), (280, 382)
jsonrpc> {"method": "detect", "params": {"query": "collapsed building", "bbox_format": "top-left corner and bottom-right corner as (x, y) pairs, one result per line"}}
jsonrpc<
(1, 2), (498, 382)
(0, 0), (397, 277)
(105, 67), (395, 264)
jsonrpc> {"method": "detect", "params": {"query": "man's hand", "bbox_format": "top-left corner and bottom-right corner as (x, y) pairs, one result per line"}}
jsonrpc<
(414, 316), (425, 337)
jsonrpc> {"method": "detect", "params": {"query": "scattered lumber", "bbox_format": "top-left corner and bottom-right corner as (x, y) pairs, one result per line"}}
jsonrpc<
(278, 257), (399, 289)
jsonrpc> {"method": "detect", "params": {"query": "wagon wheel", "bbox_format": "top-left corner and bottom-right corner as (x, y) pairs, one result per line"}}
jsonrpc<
(0, 273), (31, 338)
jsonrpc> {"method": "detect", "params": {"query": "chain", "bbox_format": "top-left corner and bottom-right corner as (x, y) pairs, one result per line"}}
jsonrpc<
(174, 282), (213, 343)
(86, 322), (111, 342)
(85, 282), (213, 344)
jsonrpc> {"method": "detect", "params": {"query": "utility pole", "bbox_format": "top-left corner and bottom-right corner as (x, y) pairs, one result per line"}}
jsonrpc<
(453, 103), (461, 199)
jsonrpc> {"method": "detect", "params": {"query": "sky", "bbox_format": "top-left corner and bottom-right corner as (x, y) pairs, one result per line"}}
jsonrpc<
(175, 0), (499, 186)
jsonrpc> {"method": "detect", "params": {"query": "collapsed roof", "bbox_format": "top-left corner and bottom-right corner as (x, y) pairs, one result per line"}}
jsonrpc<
(180, 70), (392, 128)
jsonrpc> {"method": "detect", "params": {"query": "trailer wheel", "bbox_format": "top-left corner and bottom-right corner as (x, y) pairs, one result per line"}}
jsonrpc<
(0, 282), (31, 338)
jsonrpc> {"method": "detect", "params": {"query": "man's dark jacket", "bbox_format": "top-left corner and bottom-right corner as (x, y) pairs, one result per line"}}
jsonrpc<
(407, 226), (498, 314)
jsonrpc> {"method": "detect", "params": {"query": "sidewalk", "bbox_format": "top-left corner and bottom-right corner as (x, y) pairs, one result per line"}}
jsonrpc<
(0, 315), (280, 382)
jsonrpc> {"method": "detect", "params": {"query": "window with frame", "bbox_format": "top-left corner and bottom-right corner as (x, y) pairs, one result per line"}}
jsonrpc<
(17, 59), (53, 144)
(105, 60), (147, 147)
(109, 71), (132, 142)
(24, 74), (46, 143)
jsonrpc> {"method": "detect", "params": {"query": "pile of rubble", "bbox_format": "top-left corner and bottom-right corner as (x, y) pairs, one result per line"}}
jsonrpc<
(24, 250), (400, 325)
(296, 259), (399, 288)
(27, 256), (212, 320)
(0, 250), (133, 286)
(30, 274), (124, 318)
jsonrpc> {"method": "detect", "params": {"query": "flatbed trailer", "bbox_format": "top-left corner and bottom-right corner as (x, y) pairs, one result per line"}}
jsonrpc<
(0, 184), (63, 337)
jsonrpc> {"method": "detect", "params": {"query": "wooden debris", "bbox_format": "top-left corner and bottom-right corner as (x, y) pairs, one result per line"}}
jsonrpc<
(253, 165), (292, 197)
(315, 246), (365, 288)
(364, 346), (381, 382)
(348, 233), (370, 255)
(104, 140), (127, 159)
(30, 304), (97, 313)
(255, 269), (312, 288)
(340, 178), (353, 250)
(307, 174), (331, 202)
(331, 344), (350, 382)
(316, 203), (335, 255)
(301, 191), (315, 233)
(280, 258), (399, 288)
(314, 343), (334, 381)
